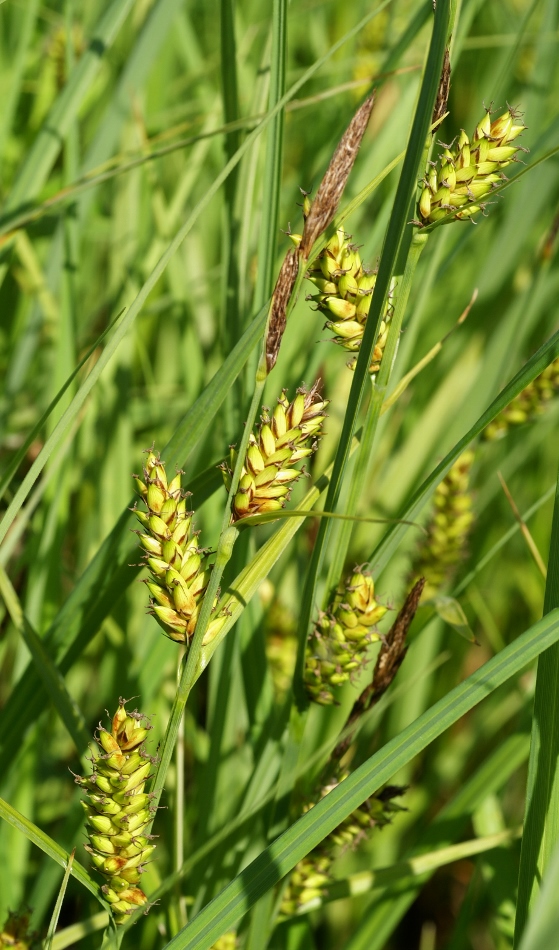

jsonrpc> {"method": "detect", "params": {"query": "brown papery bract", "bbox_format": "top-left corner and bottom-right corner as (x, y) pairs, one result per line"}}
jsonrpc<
(300, 93), (375, 258)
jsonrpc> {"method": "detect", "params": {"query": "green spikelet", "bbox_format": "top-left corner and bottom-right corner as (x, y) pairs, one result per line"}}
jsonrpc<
(280, 776), (405, 915)
(221, 382), (328, 522)
(305, 228), (394, 374)
(135, 451), (224, 646)
(483, 357), (559, 440)
(0, 909), (39, 949)
(304, 569), (388, 705)
(75, 701), (156, 925)
(411, 451), (475, 599)
(418, 106), (527, 225)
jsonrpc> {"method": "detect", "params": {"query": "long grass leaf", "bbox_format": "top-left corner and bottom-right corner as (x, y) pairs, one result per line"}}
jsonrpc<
(515, 458), (559, 942)
(163, 608), (559, 948)
(4, 0), (134, 210)
(43, 848), (75, 950)
(0, 798), (102, 904)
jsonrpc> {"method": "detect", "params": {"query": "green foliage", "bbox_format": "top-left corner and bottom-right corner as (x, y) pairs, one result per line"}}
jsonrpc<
(0, 1), (558, 949)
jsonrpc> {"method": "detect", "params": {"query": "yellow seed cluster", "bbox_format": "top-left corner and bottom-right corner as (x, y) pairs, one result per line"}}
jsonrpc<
(419, 107), (527, 225)
(135, 452), (224, 646)
(412, 452), (475, 600)
(76, 702), (156, 925)
(0, 909), (38, 950)
(483, 357), (559, 440)
(222, 384), (327, 522)
(304, 570), (388, 705)
(304, 228), (393, 374)
(280, 776), (404, 915)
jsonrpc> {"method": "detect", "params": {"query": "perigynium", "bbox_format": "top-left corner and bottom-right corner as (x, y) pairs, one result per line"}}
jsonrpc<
(75, 701), (157, 925)
(304, 568), (388, 705)
(304, 227), (395, 374)
(221, 383), (328, 521)
(418, 106), (527, 225)
(134, 451), (225, 646)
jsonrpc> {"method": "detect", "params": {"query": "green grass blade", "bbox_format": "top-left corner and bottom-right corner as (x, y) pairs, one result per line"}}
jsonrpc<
(515, 458), (559, 943)
(44, 848), (75, 950)
(519, 836), (559, 950)
(4, 0), (134, 210)
(350, 734), (531, 950)
(253, 0), (287, 311)
(0, 567), (90, 756)
(51, 912), (109, 950)
(0, 313), (119, 503)
(163, 608), (559, 949)
(0, 797), (102, 904)
(371, 330), (559, 576)
(289, 828), (520, 915)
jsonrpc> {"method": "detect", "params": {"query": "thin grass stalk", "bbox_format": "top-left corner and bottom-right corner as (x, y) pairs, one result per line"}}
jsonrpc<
(324, 229), (428, 599)
(220, 0), (242, 431)
(514, 458), (559, 943)
(253, 0), (287, 313)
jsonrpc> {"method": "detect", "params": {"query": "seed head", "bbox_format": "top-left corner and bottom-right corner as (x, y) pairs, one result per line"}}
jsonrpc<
(75, 701), (156, 926)
(418, 106), (527, 225)
(306, 229), (394, 375)
(134, 452), (225, 647)
(483, 357), (559, 440)
(410, 451), (475, 599)
(223, 383), (328, 522)
(304, 568), (388, 705)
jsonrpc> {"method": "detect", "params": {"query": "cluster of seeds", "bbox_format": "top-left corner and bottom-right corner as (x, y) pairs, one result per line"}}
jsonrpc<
(0, 909), (39, 950)
(221, 383), (328, 522)
(303, 228), (393, 374)
(418, 107), (527, 225)
(411, 452), (475, 600)
(280, 775), (405, 915)
(304, 569), (388, 705)
(76, 702), (156, 925)
(135, 452), (224, 646)
(483, 357), (559, 440)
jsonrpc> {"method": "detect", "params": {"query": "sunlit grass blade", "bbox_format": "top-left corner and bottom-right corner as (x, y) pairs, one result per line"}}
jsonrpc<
(0, 797), (102, 904)
(518, 835), (559, 950)
(163, 608), (559, 949)
(515, 460), (559, 943)
(44, 848), (75, 950)
(0, 567), (90, 756)
(371, 330), (559, 576)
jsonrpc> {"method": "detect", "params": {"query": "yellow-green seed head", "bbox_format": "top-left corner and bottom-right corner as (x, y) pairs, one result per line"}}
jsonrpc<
(222, 383), (328, 522)
(135, 452), (225, 647)
(304, 569), (388, 705)
(280, 776), (405, 914)
(418, 106), (527, 225)
(0, 909), (40, 950)
(75, 701), (156, 926)
(483, 357), (559, 440)
(306, 229), (394, 375)
(410, 451), (475, 599)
